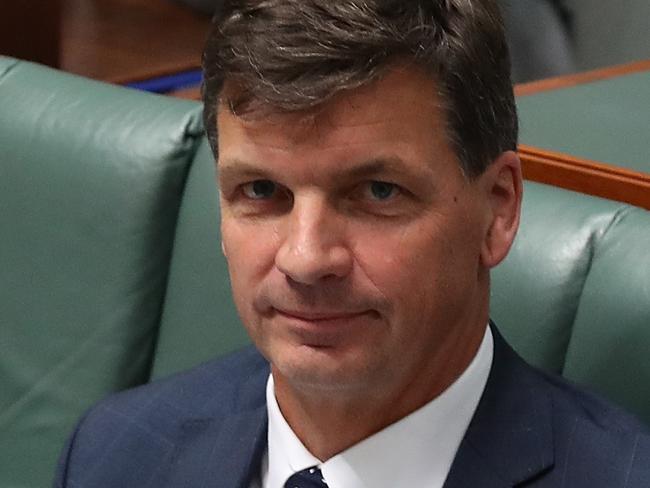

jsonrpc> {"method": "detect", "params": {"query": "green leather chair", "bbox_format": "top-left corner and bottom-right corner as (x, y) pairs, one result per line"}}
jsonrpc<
(1, 56), (207, 488)
(2, 56), (649, 488)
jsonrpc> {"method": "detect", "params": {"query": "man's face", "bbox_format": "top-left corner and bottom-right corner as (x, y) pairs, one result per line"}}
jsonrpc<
(217, 67), (517, 402)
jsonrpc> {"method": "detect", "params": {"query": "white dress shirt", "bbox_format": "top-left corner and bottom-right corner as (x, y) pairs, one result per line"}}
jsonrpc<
(255, 326), (493, 488)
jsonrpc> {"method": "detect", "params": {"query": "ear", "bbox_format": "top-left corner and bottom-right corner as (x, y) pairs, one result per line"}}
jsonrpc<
(479, 150), (523, 268)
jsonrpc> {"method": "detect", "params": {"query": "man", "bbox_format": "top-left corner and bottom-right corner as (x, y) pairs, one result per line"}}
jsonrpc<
(55, 1), (650, 487)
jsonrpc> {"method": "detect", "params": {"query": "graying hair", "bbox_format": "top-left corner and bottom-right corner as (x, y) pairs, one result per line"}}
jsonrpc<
(202, 0), (518, 178)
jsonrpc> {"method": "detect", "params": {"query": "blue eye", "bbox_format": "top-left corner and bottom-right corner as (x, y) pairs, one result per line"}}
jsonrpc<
(242, 180), (277, 199)
(368, 181), (398, 200)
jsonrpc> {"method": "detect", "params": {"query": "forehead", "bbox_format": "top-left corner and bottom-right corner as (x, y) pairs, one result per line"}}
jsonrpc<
(216, 66), (458, 176)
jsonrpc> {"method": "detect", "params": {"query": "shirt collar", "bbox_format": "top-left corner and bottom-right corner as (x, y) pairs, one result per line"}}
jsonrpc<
(264, 372), (321, 488)
(264, 325), (493, 488)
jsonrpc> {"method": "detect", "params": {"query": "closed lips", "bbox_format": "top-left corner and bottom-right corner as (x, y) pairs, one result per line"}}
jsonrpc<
(274, 309), (372, 322)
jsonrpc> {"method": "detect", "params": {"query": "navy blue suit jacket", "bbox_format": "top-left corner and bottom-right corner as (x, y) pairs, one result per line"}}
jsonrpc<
(54, 327), (650, 487)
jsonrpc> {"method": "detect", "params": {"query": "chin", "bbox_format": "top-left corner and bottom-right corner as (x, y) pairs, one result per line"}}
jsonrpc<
(272, 343), (382, 393)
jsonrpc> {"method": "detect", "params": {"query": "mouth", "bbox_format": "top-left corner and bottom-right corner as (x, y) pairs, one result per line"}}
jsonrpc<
(274, 308), (373, 323)
(272, 308), (377, 347)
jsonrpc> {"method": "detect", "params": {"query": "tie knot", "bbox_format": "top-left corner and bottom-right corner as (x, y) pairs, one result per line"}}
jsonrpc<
(284, 466), (329, 488)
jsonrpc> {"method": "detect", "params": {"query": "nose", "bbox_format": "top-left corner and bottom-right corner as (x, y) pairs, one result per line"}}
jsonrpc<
(275, 197), (353, 285)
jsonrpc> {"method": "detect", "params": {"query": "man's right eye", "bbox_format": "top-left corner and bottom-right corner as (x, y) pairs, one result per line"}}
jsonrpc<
(241, 180), (277, 199)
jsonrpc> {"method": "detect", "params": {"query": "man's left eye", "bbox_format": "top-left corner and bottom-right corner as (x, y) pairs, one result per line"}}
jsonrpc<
(366, 181), (399, 201)
(242, 180), (277, 199)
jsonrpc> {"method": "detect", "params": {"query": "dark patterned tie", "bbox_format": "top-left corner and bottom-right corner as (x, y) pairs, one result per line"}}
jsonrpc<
(284, 466), (329, 488)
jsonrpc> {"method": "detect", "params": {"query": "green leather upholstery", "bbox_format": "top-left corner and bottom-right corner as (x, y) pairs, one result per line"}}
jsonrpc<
(151, 140), (248, 379)
(491, 182), (631, 373)
(0, 57), (203, 488)
(564, 207), (650, 418)
(493, 182), (650, 413)
(2, 56), (650, 487)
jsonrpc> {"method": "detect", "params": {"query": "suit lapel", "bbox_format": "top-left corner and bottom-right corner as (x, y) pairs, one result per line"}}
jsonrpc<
(444, 325), (555, 487)
(167, 406), (268, 488)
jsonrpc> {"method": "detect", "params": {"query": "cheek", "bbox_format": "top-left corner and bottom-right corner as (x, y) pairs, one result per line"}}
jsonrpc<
(221, 223), (273, 342)
(221, 220), (281, 310)
(222, 221), (279, 270)
(352, 222), (476, 310)
(352, 228), (439, 302)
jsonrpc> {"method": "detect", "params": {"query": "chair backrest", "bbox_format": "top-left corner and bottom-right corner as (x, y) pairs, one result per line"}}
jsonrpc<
(0, 57), (203, 488)
(492, 181), (650, 422)
(492, 181), (630, 373)
(150, 140), (249, 378)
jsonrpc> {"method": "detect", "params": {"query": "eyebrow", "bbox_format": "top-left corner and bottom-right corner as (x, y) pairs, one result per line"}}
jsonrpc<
(217, 155), (432, 186)
(217, 159), (274, 186)
(217, 156), (405, 178)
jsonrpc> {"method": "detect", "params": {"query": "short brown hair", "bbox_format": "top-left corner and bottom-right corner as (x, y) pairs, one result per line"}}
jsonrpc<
(202, 0), (517, 178)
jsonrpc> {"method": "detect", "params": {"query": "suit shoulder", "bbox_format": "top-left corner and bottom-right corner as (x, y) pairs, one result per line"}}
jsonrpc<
(493, 328), (649, 441)
(490, 332), (650, 485)
(536, 368), (650, 483)
(55, 347), (269, 487)
(80, 346), (268, 434)
(540, 369), (649, 435)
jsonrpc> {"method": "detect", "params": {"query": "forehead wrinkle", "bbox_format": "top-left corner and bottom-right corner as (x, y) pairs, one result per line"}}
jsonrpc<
(225, 119), (401, 155)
